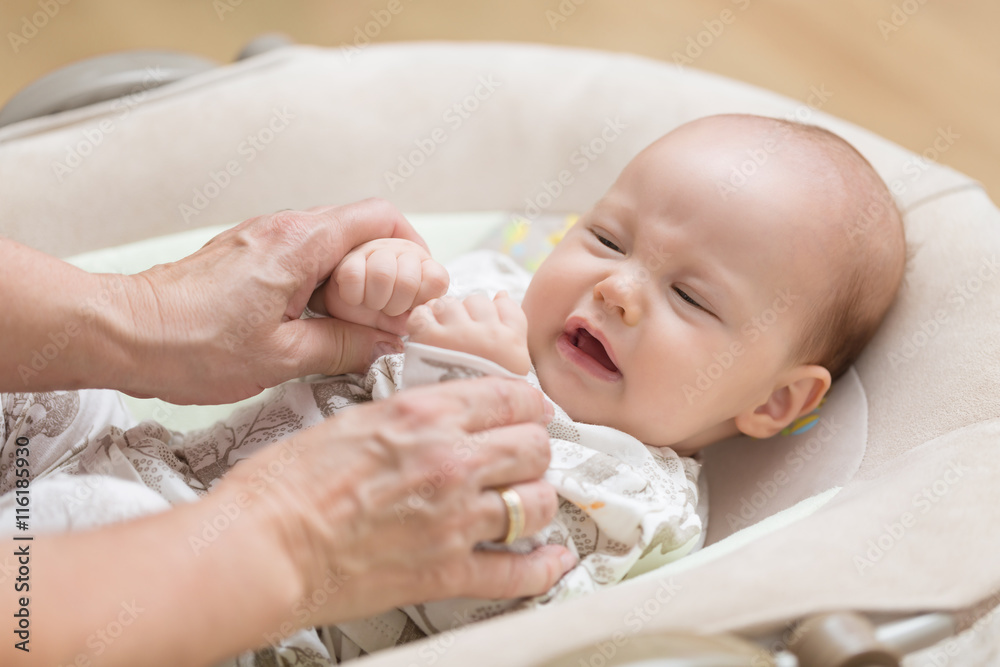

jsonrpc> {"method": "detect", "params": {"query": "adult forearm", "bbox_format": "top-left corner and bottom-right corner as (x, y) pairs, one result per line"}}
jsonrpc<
(3, 483), (302, 667)
(0, 238), (137, 394)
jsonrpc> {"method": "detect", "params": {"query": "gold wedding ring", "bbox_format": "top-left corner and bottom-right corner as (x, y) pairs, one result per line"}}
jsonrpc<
(496, 486), (526, 545)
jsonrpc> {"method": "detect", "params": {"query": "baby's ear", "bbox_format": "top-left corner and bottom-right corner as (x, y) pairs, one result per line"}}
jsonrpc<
(734, 365), (831, 439)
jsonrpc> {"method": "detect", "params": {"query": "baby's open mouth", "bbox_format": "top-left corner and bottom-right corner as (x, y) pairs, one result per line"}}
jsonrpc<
(569, 328), (620, 374)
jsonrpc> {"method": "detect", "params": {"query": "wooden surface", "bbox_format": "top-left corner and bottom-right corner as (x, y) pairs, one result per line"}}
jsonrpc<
(2, 0), (997, 202)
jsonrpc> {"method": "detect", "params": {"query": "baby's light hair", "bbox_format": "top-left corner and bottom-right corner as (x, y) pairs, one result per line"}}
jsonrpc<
(764, 118), (908, 381)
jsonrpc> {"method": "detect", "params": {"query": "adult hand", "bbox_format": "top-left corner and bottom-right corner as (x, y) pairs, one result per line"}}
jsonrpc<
(218, 376), (576, 627)
(120, 199), (426, 404)
(16, 377), (573, 667)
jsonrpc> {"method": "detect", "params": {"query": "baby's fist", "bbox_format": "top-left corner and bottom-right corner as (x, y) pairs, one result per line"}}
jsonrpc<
(309, 238), (449, 336)
(333, 238), (449, 317)
(407, 292), (531, 376)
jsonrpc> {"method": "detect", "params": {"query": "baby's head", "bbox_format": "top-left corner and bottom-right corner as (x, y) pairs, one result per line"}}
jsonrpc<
(521, 114), (905, 454)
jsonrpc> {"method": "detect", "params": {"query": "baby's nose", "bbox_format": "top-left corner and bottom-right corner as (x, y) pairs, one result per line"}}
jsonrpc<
(594, 275), (642, 326)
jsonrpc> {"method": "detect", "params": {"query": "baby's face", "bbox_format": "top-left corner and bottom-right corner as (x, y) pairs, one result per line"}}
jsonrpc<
(521, 118), (831, 453)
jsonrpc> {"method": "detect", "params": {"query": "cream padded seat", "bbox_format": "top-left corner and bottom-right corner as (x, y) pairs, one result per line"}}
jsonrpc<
(0, 43), (997, 665)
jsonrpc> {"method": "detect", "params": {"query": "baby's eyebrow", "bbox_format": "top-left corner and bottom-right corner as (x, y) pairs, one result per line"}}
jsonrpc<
(590, 199), (633, 230)
(686, 262), (743, 322)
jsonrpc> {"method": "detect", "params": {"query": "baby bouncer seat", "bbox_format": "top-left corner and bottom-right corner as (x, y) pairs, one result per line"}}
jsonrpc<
(1, 41), (998, 666)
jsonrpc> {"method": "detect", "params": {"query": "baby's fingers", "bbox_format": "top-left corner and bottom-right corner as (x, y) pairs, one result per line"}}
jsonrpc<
(406, 302), (440, 337)
(428, 296), (470, 326)
(362, 248), (399, 311)
(414, 259), (450, 306)
(494, 291), (528, 333)
(382, 250), (423, 317)
(463, 293), (501, 323)
(333, 251), (368, 306)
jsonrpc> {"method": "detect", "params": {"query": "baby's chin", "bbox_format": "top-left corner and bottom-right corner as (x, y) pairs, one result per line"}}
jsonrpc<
(532, 362), (659, 444)
(530, 358), (606, 424)
(533, 361), (736, 453)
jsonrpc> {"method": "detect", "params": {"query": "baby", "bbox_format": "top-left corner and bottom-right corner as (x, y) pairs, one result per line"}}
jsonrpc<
(0, 113), (906, 665)
(293, 113), (906, 659)
(321, 112), (905, 449)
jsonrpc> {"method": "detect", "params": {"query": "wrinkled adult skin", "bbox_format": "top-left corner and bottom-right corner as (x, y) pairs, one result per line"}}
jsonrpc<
(221, 376), (569, 627)
(119, 200), (427, 404)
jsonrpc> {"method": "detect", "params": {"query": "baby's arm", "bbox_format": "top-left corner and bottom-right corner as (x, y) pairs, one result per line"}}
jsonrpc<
(407, 293), (532, 376)
(309, 238), (449, 336)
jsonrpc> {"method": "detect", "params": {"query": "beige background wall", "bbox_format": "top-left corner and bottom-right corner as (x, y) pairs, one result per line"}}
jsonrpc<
(1, 0), (997, 203)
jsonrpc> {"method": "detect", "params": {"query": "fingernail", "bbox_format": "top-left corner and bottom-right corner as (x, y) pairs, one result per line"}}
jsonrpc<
(559, 550), (578, 572)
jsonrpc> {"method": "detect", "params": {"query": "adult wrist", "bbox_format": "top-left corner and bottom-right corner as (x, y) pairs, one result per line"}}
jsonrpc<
(78, 271), (159, 396)
(23, 267), (139, 394)
(195, 476), (310, 648)
(99, 267), (221, 402)
(209, 452), (313, 625)
(210, 418), (392, 629)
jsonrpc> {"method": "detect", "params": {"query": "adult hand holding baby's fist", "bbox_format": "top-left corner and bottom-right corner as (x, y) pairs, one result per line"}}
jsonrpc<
(119, 199), (431, 404)
(4, 198), (450, 404)
(308, 237), (450, 336)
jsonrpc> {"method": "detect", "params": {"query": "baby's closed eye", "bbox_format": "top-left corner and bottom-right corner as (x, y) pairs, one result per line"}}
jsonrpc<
(592, 229), (624, 254)
(673, 287), (702, 309)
